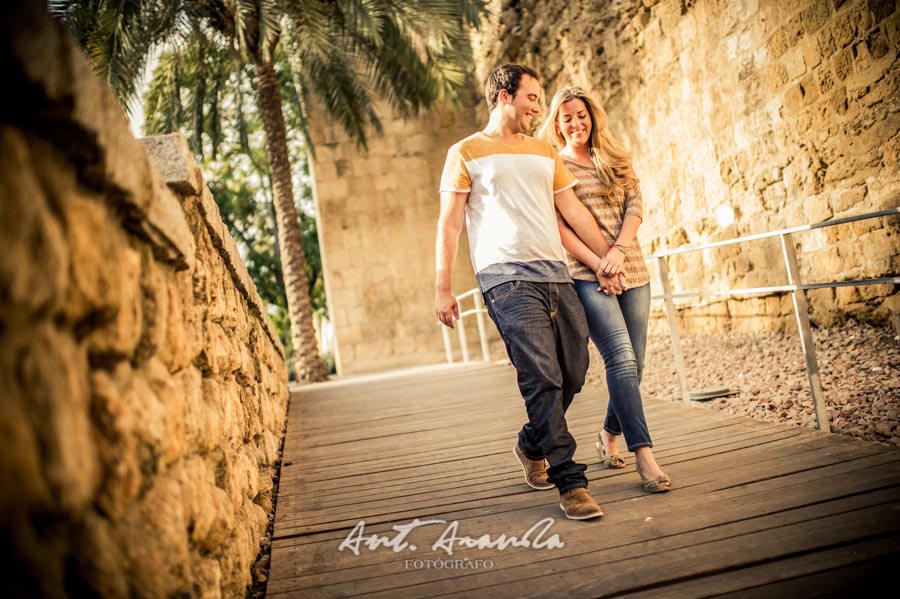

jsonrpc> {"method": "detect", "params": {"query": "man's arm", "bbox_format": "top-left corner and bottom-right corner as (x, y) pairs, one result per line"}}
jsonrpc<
(558, 218), (627, 295)
(435, 191), (468, 328)
(554, 186), (624, 276)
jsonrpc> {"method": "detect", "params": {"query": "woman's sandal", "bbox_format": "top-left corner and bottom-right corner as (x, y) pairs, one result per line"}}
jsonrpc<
(595, 432), (626, 469)
(635, 461), (672, 493)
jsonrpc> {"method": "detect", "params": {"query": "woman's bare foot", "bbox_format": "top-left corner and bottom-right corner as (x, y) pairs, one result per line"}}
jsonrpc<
(600, 430), (619, 456)
(596, 430), (626, 468)
(634, 447), (671, 490)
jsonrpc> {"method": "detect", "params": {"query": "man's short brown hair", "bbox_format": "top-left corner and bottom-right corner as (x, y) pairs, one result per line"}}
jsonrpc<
(484, 64), (539, 111)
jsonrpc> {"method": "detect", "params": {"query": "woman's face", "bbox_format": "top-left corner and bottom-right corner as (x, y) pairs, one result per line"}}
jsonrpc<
(557, 97), (592, 148)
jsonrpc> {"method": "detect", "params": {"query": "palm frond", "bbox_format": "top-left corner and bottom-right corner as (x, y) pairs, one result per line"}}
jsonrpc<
(143, 52), (182, 135)
(279, 0), (342, 65)
(277, 46), (314, 157)
(52, 0), (186, 114)
(258, 0), (283, 61)
(349, 4), (475, 118)
(294, 40), (381, 150)
(209, 76), (224, 159)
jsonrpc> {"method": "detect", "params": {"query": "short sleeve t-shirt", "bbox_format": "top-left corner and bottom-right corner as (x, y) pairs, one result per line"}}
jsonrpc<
(439, 132), (577, 292)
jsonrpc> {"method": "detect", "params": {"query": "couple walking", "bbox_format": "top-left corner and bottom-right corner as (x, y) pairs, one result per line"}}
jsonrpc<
(434, 64), (671, 521)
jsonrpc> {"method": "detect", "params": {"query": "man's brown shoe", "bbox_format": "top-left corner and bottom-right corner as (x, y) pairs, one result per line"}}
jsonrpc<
(513, 444), (554, 490)
(559, 488), (604, 520)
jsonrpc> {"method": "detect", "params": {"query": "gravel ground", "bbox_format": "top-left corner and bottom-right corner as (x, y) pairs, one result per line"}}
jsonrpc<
(583, 319), (900, 448)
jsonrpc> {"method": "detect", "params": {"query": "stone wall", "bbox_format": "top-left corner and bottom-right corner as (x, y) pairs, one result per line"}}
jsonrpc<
(472, 0), (900, 333)
(308, 0), (898, 375)
(308, 97), (497, 375)
(0, 4), (289, 598)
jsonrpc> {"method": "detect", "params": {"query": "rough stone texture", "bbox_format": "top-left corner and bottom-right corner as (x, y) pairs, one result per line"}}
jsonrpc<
(470, 0), (899, 333)
(307, 96), (498, 374)
(140, 133), (203, 196)
(308, 0), (897, 374)
(0, 3), (289, 597)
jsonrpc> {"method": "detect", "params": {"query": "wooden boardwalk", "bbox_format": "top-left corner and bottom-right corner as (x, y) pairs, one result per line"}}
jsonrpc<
(267, 361), (900, 598)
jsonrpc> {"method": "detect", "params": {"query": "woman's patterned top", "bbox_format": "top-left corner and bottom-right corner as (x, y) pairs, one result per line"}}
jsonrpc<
(560, 156), (651, 287)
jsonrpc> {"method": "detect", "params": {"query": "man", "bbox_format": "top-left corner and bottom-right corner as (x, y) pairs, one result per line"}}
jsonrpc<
(435, 64), (619, 520)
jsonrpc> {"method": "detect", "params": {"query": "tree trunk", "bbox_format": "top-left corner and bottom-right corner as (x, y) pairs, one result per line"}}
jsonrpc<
(253, 57), (328, 383)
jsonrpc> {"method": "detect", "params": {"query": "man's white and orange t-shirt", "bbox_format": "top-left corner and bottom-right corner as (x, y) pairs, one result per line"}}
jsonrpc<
(439, 132), (577, 292)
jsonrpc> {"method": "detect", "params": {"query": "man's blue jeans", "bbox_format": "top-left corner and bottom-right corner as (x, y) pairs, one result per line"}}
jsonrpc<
(573, 280), (653, 452)
(483, 281), (590, 494)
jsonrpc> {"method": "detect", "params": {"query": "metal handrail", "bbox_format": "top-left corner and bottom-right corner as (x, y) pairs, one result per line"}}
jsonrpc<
(439, 288), (492, 363)
(648, 206), (899, 433)
(647, 208), (900, 258)
(437, 207), (898, 433)
(655, 277), (900, 300)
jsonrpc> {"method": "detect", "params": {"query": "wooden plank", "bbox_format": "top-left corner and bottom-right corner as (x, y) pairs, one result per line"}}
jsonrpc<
(267, 457), (900, 586)
(624, 537), (900, 599)
(272, 431), (891, 537)
(267, 363), (900, 598)
(266, 490), (900, 597)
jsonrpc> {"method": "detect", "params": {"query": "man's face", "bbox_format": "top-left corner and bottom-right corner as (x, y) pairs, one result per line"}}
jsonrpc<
(504, 74), (541, 134)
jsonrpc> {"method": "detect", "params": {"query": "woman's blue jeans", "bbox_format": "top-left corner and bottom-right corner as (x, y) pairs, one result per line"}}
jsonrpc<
(573, 279), (653, 452)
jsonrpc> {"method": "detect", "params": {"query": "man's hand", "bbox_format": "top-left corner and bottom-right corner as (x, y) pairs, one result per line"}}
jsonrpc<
(597, 247), (626, 276)
(597, 272), (628, 296)
(435, 289), (460, 328)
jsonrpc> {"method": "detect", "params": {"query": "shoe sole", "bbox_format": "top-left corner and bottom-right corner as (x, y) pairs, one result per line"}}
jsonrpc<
(559, 504), (604, 520)
(513, 447), (555, 490)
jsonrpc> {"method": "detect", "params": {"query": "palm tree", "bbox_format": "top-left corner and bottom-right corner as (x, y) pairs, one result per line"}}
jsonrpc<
(49, 0), (485, 383)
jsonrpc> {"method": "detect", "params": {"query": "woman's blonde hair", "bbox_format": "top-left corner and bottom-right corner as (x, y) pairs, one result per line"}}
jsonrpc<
(538, 85), (638, 195)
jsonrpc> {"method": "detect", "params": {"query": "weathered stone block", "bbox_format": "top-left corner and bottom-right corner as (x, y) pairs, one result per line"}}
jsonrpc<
(141, 178), (196, 271)
(142, 357), (185, 465)
(158, 269), (199, 372)
(179, 366), (214, 454)
(832, 46), (856, 80)
(0, 129), (69, 317)
(782, 81), (806, 115)
(125, 372), (167, 478)
(801, 0), (832, 34)
(831, 184), (868, 214)
(0, 381), (52, 509)
(188, 554), (223, 599)
(17, 324), (99, 513)
(206, 271), (229, 324)
(188, 474), (235, 553)
(90, 364), (142, 521)
(140, 133), (201, 196)
(803, 193), (835, 223)
(836, 285), (862, 304)
(120, 474), (192, 598)
(68, 510), (130, 598)
(134, 248), (170, 365)
(84, 243), (143, 361)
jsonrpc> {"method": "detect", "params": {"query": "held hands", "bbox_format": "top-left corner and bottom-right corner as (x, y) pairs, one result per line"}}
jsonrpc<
(596, 272), (628, 295)
(597, 245), (626, 276)
(435, 290), (460, 328)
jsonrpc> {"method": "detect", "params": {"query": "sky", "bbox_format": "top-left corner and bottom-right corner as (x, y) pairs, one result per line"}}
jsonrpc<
(127, 48), (161, 138)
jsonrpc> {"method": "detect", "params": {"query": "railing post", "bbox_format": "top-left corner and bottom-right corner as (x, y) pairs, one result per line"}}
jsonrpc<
(780, 233), (831, 433)
(657, 256), (691, 403)
(441, 324), (454, 363)
(457, 318), (470, 362)
(473, 292), (492, 362)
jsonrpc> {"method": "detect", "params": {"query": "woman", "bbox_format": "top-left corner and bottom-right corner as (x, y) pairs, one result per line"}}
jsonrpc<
(538, 86), (671, 493)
